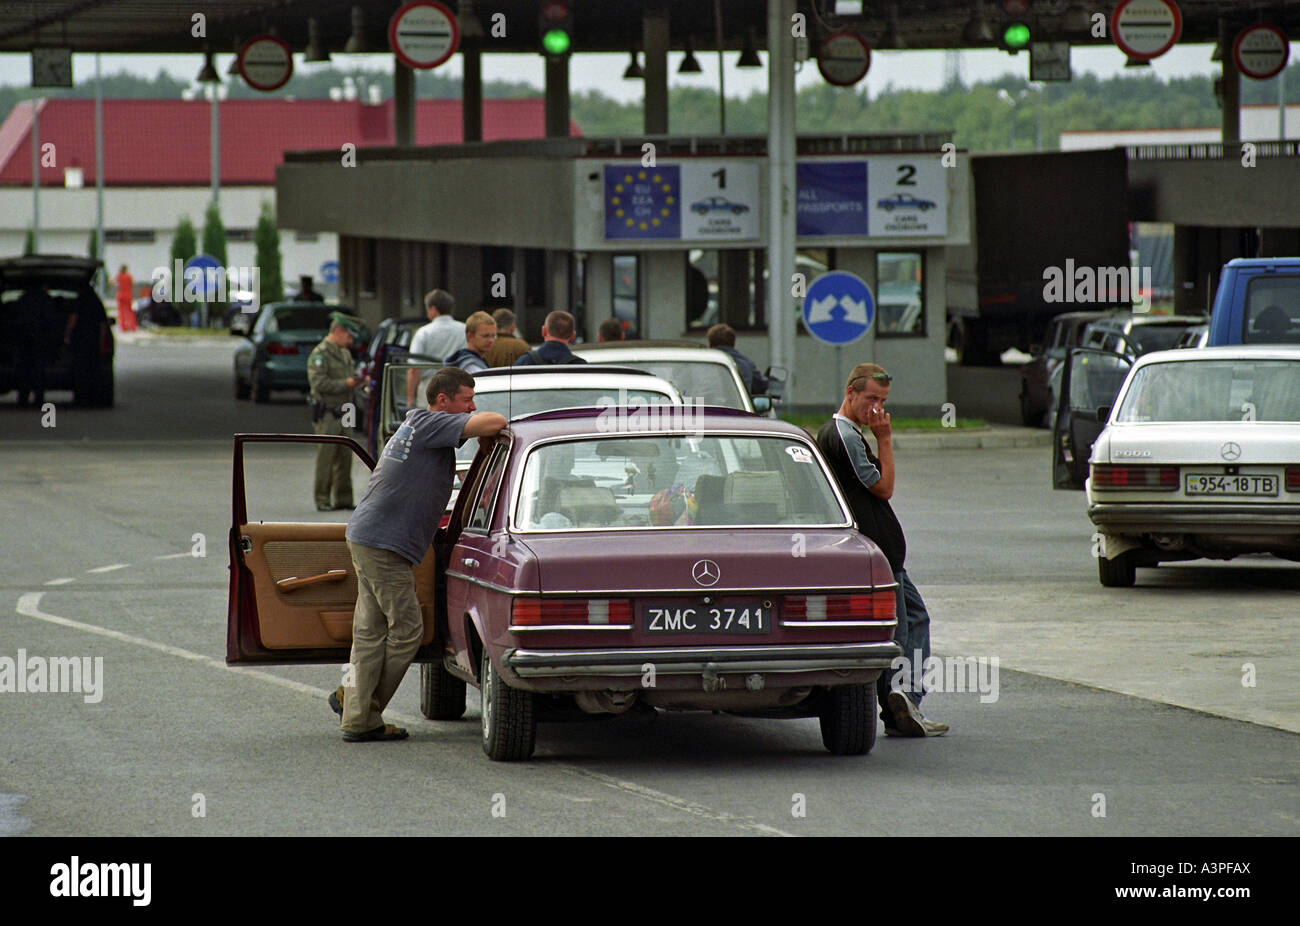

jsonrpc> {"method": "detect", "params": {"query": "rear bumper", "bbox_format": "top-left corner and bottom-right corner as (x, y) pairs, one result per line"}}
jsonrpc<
(505, 640), (902, 682)
(1089, 502), (1300, 536)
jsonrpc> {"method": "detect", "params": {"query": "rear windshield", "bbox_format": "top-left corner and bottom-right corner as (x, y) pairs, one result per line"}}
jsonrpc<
(515, 434), (845, 530)
(1116, 359), (1300, 422)
(591, 359), (746, 408)
(1242, 276), (1300, 344)
(1127, 323), (1195, 354)
(270, 306), (332, 331)
(454, 387), (675, 463)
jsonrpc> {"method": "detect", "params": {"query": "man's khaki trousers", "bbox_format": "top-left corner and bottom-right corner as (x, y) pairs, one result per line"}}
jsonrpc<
(341, 541), (424, 733)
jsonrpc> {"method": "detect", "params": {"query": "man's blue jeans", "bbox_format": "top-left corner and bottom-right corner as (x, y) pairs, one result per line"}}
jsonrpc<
(878, 568), (932, 712)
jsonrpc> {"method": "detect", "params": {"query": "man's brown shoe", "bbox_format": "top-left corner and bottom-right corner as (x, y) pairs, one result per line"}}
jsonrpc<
(328, 686), (344, 716)
(887, 690), (949, 737)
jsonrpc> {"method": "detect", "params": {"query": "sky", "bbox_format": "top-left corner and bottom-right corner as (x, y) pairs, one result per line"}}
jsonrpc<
(1, 41), (1281, 103)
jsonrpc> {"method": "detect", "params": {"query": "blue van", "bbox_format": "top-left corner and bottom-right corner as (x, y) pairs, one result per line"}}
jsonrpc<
(1207, 258), (1300, 345)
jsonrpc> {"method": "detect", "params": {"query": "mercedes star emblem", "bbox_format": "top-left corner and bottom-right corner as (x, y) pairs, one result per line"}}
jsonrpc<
(1220, 442), (1242, 461)
(691, 559), (720, 586)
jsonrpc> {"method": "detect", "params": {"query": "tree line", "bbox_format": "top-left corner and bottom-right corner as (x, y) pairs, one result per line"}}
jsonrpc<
(3, 59), (1296, 152)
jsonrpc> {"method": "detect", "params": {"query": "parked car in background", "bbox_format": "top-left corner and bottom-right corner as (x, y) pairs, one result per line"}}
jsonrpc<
(0, 255), (114, 407)
(1206, 257), (1300, 346)
(355, 314), (428, 456)
(1175, 324), (1209, 349)
(1019, 310), (1109, 427)
(233, 302), (364, 403)
(1079, 313), (1206, 360)
(1085, 346), (1300, 586)
(571, 341), (785, 413)
(226, 408), (903, 760)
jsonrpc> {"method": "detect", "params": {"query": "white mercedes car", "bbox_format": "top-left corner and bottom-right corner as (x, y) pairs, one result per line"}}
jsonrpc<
(1087, 346), (1300, 587)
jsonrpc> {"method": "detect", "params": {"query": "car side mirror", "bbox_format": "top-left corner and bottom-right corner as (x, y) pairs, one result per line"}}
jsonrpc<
(1096, 406), (1111, 423)
(765, 365), (787, 399)
(752, 396), (771, 414)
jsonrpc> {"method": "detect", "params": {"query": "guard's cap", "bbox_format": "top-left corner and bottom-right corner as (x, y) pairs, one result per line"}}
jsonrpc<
(329, 311), (366, 338)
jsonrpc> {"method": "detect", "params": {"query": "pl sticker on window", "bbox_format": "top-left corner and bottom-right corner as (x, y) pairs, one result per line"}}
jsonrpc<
(786, 446), (813, 464)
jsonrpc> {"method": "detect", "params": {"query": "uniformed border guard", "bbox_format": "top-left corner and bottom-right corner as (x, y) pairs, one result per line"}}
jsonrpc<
(308, 312), (367, 511)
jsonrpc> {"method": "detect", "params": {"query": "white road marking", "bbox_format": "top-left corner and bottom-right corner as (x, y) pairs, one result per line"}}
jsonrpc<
(15, 592), (334, 702)
(555, 765), (796, 837)
(86, 563), (130, 574)
(15, 592), (789, 835)
(154, 552), (195, 560)
(43, 578), (76, 586)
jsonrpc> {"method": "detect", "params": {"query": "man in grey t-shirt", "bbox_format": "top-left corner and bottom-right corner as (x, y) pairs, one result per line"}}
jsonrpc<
(333, 366), (506, 742)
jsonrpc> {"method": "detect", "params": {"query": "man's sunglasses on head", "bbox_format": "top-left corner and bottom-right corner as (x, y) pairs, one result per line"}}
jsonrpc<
(850, 372), (893, 389)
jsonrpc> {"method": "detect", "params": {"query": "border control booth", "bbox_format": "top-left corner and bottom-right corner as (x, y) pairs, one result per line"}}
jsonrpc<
(277, 132), (971, 414)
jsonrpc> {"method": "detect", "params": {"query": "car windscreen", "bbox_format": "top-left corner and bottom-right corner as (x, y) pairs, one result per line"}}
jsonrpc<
(1115, 359), (1300, 422)
(515, 434), (845, 530)
(1243, 275), (1300, 344)
(270, 306), (333, 332)
(1127, 324), (1195, 354)
(594, 359), (745, 408)
(455, 387), (675, 463)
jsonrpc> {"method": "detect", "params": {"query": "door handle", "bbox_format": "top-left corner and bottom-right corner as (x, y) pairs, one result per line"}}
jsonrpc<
(276, 569), (348, 591)
(461, 557), (480, 569)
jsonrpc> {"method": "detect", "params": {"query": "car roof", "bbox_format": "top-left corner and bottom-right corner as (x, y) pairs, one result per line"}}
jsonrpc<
(572, 339), (705, 352)
(504, 406), (802, 443)
(0, 254), (101, 287)
(471, 364), (664, 381)
(1091, 313), (1204, 328)
(472, 370), (681, 396)
(1131, 344), (1300, 369)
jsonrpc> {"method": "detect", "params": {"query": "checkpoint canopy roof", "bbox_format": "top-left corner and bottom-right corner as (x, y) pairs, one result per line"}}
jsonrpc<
(2, 1), (1297, 56)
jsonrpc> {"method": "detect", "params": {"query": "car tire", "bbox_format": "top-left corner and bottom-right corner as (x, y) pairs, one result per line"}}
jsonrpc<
(234, 374), (250, 400)
(480, 647), (536, 761)
(419, 660), (466, 721)
(1098, 551), (1137, 588)
(96, 376), (114, 408)
(251, 367), (270, 403)
(818, 683), (877, 756)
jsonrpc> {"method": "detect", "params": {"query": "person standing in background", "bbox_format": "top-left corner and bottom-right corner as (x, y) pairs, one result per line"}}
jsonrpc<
(484, 308), (531, 367)
(114, 265), (137, 332)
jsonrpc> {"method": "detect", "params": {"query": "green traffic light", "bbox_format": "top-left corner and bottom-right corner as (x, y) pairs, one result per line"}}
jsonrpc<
(542, 28), (571, 55)
(1003, 22), (1031, 49)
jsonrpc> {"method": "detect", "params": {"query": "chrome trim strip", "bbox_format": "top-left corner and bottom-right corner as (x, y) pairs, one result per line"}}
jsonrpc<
(780, 620), (898, 629)
(507, 624), (632, 632)
(508, 641), (899, 665)
(528, 583), (899, 595)
(444, 570), (530, 595)
(505, 641), (903, 678)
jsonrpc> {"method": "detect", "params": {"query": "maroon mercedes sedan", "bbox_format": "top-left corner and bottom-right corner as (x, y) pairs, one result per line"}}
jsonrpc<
(227, 407), (901, 761)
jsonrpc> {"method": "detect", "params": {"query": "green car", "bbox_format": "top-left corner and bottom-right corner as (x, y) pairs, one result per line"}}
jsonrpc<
(233, 302), (362, 403)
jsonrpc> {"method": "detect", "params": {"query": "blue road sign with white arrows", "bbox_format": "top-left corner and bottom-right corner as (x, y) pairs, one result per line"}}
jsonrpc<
(803, 271), (874, 345)
(184, 254), (222, 300)
(320, 260), (340, 284)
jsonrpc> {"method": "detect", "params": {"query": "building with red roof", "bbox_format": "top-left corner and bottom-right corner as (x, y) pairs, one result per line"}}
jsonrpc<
(0, 97), (575, 301)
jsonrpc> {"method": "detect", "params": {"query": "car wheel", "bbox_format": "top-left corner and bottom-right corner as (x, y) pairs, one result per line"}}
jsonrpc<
(819, 683), (877, 755)
(419, 660), (466, 720)
(480, 647), (535, 761)
(234, 373), (250, 400)
(1098, 551), (1137, 588)
(96, 376), (114, 408)
(251, 367), (270, 403)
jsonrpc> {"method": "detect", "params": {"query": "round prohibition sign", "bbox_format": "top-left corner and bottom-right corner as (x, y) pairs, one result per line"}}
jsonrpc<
(1110, 0), (1183, 62)
(389, 0), (461, 70)
(1233, 24), (1290, 81)
(238, 34), (293, 92)
(817, 31), (871, 87)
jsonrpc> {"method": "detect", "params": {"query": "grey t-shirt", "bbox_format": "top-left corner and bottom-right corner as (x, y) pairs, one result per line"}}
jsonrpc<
(346, 408), (470, 564)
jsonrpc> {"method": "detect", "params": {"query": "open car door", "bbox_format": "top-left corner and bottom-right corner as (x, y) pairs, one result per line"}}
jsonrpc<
(226, 433), (444, 664)
(1052, 348), (1131, 490)
(379, 358), (445, 453)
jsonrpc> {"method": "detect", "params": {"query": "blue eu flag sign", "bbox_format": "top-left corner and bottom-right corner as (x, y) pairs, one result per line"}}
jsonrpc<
(604, 165), (681, 240)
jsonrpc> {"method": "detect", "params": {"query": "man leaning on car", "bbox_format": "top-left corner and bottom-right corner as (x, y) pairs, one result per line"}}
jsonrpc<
(330, 367), (506, 742)
(816, 363), (949, 738)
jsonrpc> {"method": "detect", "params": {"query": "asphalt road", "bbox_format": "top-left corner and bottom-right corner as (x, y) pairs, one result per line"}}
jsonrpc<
(1, 338), (1296, 837)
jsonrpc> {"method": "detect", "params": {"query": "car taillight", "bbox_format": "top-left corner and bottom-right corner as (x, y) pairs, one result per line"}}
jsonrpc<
(1092, 464), (1179, 489)
(266, 341), (299, 355)
(511, 598), (633, 627)
(1286, 467), (1300, 492)
(784, 592), (894, 621)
